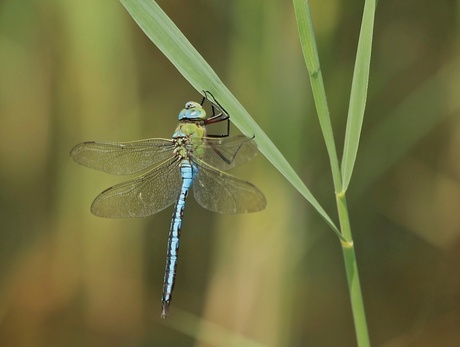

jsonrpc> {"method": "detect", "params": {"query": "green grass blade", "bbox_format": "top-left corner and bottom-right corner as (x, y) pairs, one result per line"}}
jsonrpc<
(293, 1), (371, 345)
(292, 0), (342, 194)
(119, 0), (340, 234)
(341, 0), (377, 192)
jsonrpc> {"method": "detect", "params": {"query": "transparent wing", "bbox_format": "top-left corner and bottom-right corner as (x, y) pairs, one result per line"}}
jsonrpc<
(192, 159), (266, 214)
(70, 138), (175, 175)
(91, 157), (181, 218)
(200, 135), (259, 171)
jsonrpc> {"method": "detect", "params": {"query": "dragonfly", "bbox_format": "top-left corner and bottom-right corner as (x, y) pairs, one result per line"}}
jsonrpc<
(70, 92), (266, 318)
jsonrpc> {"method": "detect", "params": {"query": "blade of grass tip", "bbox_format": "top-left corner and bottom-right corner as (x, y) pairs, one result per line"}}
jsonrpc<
(119, 0), (342, 236)
(341, 0), (377, 192)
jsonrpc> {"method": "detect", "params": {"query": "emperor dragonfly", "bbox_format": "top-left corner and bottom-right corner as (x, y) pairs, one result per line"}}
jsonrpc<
(70, 93), (266, 317)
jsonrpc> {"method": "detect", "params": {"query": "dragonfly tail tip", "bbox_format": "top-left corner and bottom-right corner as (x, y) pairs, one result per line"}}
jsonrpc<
(161, 302), (170, 319)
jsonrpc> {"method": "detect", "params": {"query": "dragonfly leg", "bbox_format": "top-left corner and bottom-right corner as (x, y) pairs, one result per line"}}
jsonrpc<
(201, 91), (230, 138)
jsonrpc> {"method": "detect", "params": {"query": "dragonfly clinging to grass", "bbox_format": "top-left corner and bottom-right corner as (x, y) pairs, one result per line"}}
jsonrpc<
(70, 92), (266, 318)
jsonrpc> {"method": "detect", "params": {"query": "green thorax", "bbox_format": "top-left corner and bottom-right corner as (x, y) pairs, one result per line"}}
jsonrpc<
(173, 121), (207, 159)
(173, 101), (208, 159)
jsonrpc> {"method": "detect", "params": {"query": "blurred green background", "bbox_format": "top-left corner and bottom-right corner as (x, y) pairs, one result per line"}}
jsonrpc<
(1, 0), (460, 346)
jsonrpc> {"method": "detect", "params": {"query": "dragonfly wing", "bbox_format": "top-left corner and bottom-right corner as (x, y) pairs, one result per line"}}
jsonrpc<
(91, 157), (181, 217)
(201, 135), (259, 171)
(192, 159), (266, 214)
(70, 138), (174, 175)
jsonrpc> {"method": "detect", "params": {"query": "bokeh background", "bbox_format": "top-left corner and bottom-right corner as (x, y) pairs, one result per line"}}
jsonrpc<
(1, 0), (460, 346)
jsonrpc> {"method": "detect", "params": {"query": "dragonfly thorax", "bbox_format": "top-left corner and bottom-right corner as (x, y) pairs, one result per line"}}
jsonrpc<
(178, 101), (207, 121)
(173, 123), (207, 159)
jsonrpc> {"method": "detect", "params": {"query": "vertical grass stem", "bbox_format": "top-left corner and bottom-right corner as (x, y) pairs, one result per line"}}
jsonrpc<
(293, 0), (372, 345)
(337, 192), (371, 346)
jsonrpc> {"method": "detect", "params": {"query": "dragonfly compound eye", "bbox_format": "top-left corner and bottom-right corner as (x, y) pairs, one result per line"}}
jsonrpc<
(184, 101), (197, 109)
(178, 102), (206, 120)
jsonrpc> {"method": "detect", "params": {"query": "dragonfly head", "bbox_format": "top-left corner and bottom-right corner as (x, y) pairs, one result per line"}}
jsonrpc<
(178, 101), (206, 121)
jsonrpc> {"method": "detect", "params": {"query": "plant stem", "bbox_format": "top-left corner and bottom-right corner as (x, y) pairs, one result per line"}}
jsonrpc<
(337, 192), (371, 347)
(293, 0), (372, 345)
